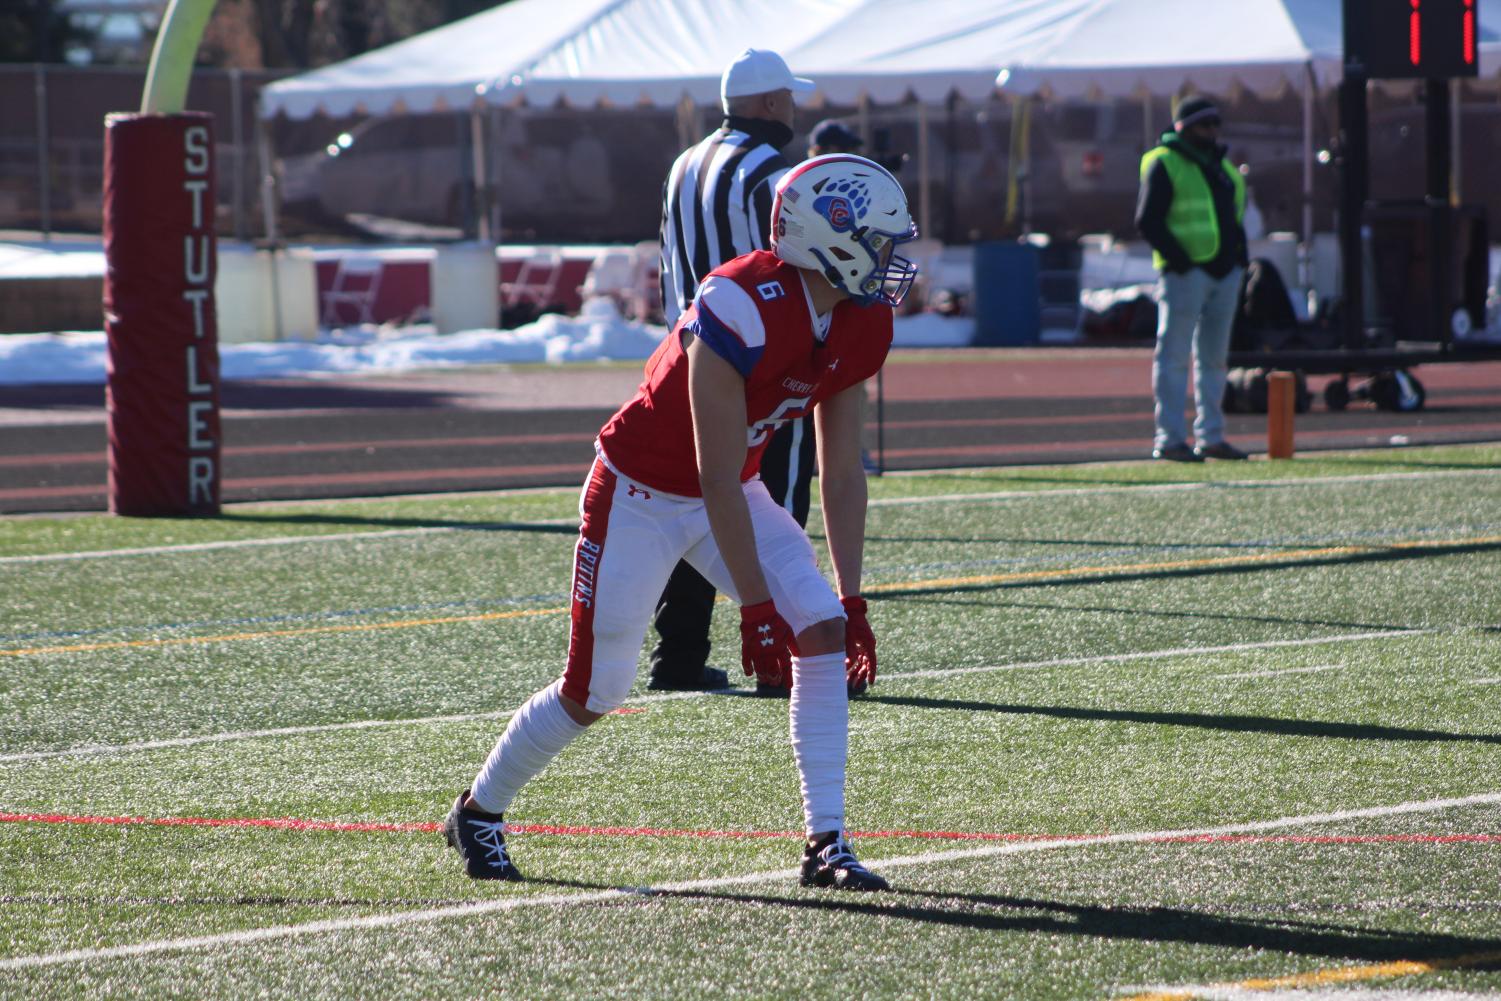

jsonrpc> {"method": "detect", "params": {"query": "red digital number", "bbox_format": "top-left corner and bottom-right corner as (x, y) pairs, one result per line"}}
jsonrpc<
(1465, 0), (1476, 65)
(1410, 0), (1422, 67)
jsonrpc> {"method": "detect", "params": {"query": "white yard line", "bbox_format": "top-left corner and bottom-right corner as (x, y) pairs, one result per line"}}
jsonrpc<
(891, 630), (1425, 685)
(5, 467), (1499, 566)
(1469, 678), (1501, 686)
(2, 789), (1497, 972)
(1212, 664), (1343, 681)
(0, 629), (1429, 765)
(0, 690), (705, 765)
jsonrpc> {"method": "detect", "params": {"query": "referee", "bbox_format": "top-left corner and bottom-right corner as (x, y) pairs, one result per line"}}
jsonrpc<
(648, 47), (814, 695)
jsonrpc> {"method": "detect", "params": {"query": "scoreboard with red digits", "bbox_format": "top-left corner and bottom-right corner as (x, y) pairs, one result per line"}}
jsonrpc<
(1345, 0), (1479, 78)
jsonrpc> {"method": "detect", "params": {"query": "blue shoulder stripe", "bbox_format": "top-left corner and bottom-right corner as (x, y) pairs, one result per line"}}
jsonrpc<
(691, 303), (762, 379)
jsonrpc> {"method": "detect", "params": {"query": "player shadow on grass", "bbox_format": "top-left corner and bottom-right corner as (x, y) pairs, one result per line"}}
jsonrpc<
(604, 885), (1501, 967)
(892, 593), (1401, 634)
(858, 694), (1501, 746)
(216, 512), (577, 536)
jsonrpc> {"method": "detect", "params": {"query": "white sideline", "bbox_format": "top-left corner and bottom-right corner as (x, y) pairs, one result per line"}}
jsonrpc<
(0, 629), (1430, 765)
(4, 467), (1498, 566)
(0, 690), (704, 765)
(2, 789), (1498, 972)
(1212, 664), (1343, 680)
(892, 630), (1426, 684)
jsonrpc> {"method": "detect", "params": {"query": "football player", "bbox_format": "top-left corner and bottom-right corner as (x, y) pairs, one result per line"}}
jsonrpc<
(443, 154), (918, 891)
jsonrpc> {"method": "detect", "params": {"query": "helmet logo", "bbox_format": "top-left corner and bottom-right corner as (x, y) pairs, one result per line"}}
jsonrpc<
(813, 195), (856, 232)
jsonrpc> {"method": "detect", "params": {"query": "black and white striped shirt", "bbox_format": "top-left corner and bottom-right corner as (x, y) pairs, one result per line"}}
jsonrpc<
(659, 116), (792, 328)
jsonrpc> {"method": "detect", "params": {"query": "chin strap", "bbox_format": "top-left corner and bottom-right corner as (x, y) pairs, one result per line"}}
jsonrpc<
(808, 246), (851, 298)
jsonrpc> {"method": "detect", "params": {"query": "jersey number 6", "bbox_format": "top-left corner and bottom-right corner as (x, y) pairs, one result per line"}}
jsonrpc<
(748, 395), (812, 447)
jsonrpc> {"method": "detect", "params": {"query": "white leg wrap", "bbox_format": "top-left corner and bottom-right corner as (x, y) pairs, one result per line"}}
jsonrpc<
(469, 680), (587, 815)
(788, 651), (848, 836)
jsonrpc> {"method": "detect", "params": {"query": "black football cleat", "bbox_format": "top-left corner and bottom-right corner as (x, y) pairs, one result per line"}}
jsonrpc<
(1152, 443), (1203, 463)
(800, 831), (889, 891)
(443, 790), (523, 881)
(1195, 440), (1250, 461)
(647, 667), (730, 691)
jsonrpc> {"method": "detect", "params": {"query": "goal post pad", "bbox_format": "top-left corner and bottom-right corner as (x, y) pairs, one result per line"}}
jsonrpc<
(104, 112), (222, 516)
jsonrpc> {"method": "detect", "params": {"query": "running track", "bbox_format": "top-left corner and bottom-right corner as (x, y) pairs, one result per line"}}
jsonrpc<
(3, 348), (1500, 514)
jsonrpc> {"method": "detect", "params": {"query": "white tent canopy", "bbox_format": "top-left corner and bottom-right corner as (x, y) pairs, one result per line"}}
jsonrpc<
(259, 0), (627, 119)
(506, 0), (1099, 108)
(486, 0), (858, 109)
(260, 0), (869, 119)
(259, 0), (1107, 119)
(995, 0), (1343, 99)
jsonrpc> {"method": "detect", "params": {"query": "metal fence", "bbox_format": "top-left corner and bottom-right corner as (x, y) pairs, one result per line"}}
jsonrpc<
(0, 64), (287, 239)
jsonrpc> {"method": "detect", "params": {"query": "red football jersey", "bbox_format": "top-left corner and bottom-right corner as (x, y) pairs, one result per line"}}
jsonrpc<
(597, 251), (892, 497)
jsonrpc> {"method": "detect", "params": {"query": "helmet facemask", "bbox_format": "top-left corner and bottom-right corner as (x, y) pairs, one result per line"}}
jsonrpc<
(836, 222), (919, 307)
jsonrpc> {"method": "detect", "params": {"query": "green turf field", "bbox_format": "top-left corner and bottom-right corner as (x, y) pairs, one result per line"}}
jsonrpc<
(3, 444), (1499, 999)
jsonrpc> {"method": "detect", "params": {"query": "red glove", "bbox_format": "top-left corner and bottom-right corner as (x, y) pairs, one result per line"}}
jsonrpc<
(842, 595), (877, 694)
(740, 600), (795, 687)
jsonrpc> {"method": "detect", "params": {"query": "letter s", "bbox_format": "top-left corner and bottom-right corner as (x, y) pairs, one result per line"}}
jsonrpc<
(185, 125), (210, 176)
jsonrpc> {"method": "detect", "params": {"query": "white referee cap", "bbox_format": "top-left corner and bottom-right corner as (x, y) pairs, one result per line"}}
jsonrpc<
(721, 48), (815, 109)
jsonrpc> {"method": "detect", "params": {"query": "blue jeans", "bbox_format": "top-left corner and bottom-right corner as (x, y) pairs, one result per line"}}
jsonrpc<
(1152, 266), (1243, 450)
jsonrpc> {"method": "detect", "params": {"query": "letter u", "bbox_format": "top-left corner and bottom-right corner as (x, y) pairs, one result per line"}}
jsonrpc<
(184, 235), (211, 285)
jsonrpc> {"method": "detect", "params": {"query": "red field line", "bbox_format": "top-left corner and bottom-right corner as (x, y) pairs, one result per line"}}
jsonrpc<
(0, 483), (105, 501)
(4, 812), (1497, 844)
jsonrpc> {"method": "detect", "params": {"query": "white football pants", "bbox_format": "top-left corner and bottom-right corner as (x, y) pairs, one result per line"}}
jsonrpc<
(561, 455), (845, 714)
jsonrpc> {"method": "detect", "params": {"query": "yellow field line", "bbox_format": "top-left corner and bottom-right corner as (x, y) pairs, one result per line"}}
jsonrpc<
(5, 533), (1498, 659)
(1121, 948), (1501, 1000)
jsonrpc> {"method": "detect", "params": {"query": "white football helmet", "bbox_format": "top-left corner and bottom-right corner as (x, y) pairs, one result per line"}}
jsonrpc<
(771, 154), (919, 307)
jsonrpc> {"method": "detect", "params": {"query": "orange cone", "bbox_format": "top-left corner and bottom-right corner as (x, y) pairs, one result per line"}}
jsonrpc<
(1267, 371), (1296, 459)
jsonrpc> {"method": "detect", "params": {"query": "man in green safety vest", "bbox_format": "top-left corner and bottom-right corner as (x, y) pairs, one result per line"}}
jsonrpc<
(1136, 95), (1249, 462)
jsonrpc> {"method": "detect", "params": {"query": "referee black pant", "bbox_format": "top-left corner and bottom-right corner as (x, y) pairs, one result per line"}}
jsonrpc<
(648, 415), (817, 683)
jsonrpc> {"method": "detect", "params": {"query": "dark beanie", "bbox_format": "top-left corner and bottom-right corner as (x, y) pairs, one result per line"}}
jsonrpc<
(810, 118), (863, 151)
(1174, 95), (1220, 127)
